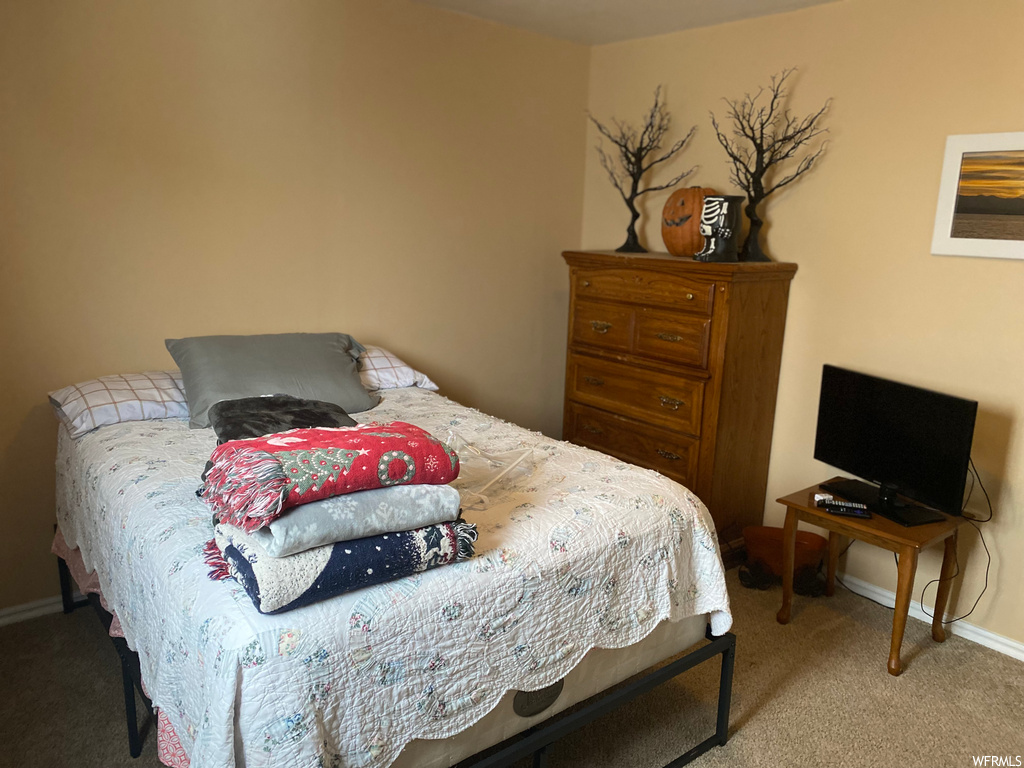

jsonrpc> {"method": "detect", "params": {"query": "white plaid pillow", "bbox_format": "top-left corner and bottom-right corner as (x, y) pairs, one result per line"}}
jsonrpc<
(49, 371), (189, 438)
(358, 346), (438, 392)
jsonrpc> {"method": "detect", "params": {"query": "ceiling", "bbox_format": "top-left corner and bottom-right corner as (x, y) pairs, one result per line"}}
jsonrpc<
(409, 0), (841, 46)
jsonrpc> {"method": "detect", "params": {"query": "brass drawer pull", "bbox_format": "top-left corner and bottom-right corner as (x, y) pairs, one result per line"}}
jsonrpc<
(656, 332), (683, 343)
(583, 280), (591, 287)
(583, 376), (605, 387)
(659, 396), (684, 410)
(583, 424), (604, 435)
(590, 320), (612, 334)
(656, 449), (681, 461)
(685, 293), (694, 301)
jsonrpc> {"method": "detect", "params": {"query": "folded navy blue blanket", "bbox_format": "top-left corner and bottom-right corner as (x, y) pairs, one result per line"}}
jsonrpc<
(205, 519), (476, 614)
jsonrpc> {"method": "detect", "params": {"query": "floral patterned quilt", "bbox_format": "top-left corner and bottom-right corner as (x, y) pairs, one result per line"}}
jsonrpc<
(56, 387), (732, 768)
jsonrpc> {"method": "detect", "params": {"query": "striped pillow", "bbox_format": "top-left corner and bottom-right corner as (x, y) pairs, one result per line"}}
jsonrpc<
(49, 371), (188, 438)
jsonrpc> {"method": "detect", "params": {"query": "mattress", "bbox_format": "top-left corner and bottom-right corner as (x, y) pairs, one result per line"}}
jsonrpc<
(392, 613), (709, 767)
(56, 386), (732, 768)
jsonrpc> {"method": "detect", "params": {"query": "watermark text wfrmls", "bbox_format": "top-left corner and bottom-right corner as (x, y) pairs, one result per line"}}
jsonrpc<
(972, 757), (1022, 767)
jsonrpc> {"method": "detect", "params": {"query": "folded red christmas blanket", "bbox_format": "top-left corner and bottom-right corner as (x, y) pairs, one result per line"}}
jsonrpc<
(200, 422), (460, 533)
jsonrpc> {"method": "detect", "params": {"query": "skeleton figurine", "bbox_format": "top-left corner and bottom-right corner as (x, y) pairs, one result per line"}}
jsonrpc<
(693, 195), (744, 263)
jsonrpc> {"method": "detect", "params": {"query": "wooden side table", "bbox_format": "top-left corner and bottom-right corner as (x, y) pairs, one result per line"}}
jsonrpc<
(775, 479), (965, 676)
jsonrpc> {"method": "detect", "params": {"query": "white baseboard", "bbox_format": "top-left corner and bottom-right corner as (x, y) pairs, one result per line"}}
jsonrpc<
(0, 595), (66, 628)
(840, 573), (1024, 662)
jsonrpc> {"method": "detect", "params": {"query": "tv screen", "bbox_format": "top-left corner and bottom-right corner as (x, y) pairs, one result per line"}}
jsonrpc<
(814, 366), (977, 516)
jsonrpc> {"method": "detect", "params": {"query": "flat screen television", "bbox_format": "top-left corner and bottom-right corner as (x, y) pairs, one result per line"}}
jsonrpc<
(814, 365), (977, 522)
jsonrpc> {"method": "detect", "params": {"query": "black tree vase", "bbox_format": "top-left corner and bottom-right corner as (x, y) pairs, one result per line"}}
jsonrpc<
(740, 202), (771, 262)
(617, 203), (646, 253)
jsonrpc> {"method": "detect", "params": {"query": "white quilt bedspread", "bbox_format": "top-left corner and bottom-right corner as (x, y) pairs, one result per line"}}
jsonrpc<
(56, 387), (731, 768)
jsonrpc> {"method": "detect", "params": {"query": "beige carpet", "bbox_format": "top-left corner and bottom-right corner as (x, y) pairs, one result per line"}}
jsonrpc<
(1, 571), (1021, 768)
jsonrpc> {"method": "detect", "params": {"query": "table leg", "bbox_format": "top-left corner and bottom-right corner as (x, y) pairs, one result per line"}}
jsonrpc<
(776, 507), (797, 625)
(931, 531), (959, 643)
(826, 532), (841, 597)
(888, 545), (918, 676)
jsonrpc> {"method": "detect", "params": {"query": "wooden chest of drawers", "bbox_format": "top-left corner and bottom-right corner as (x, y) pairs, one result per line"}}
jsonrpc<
(562, 251), (797, 550)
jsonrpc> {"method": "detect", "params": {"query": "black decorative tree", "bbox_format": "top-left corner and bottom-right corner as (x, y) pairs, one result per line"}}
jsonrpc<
(710, 69), (830, 262)
(589, 87), (696, 253)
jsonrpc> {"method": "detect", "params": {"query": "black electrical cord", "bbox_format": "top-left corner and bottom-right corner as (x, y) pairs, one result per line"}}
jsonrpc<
(917, 518), (991, 625)
(918, 460), (993, 625)
(834, 459), (993, 622)
(962, 457), (993, 523)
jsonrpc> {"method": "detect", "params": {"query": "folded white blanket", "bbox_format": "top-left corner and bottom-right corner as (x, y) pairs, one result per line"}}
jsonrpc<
(249, 483), (461, 557)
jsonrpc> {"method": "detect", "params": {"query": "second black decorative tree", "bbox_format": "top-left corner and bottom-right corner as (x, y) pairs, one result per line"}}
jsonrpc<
(710, 69), (831, 262)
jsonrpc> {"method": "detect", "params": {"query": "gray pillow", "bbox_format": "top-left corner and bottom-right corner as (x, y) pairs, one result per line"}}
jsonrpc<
(165, 333), (379, 428)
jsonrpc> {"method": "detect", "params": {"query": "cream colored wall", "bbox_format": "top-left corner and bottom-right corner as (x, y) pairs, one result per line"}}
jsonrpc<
(0, 0), (589, 610)
(5, 0), (1022, 648)
(583, 0), (1024, 643)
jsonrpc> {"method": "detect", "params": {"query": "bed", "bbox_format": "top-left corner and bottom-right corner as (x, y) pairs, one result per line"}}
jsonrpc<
(54, 370), (734, 767)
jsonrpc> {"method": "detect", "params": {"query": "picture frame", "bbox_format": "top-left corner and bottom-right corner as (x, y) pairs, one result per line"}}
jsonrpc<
(931, 132), (1024, 260)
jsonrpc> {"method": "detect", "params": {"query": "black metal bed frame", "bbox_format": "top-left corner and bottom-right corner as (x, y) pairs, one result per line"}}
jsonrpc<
(457, 627), (736, 768)
(58, 555), (152, 758)
(58, 554), (735, 767)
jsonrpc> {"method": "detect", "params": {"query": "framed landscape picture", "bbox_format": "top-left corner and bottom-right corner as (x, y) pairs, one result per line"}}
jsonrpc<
(932, 132), (1024, 260)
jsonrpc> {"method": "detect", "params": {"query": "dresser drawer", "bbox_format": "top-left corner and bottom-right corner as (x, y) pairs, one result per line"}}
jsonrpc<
(573, 267), (715, 314)
(571, 299), (634, 354)
(565, 402), (700, 488)
(567, 353), (704, 435)
(635, 308), (711, 368)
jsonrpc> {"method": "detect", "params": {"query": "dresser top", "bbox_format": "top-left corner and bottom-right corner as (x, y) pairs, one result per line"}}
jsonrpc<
(563, 250), (798, 281)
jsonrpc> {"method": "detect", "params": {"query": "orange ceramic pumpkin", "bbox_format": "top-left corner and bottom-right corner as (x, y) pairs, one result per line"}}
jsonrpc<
(661, 186), (717, 257)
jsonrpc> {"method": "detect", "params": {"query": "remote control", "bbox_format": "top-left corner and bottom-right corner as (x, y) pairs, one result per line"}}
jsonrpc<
(827, 499), (868, 510)
(822, 502), (871, 519)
